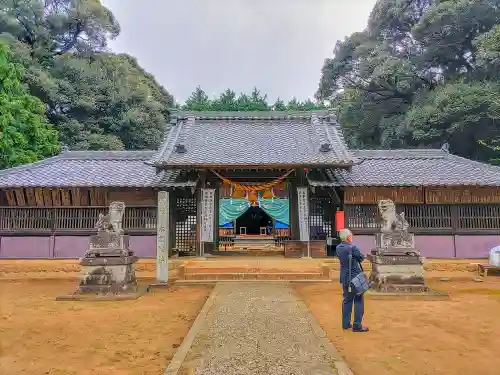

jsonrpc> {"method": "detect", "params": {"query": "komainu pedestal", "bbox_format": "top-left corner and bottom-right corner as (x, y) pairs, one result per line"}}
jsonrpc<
(368, 199), (429, 293)
(58, 202), (144, 300)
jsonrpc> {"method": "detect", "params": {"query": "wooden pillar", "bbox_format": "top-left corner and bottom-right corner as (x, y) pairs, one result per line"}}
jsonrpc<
(195, 170), (207, 257)
(156, 190), (170, 283)
(289, 181), (299, 240)
(168, 190), (177, 256)
(213, 179), (220, 252)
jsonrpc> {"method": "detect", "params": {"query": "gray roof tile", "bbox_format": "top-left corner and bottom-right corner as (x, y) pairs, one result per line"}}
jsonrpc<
(0, 151), (198, 188)
(148, 111), (356, 167)
(307, 149), (500, 187)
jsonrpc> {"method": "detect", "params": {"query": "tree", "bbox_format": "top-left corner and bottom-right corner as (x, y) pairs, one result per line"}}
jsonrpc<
(182, 87), (326, 112)
(317, 0), (500, 161)
(0, 1), (175, 151)
(0, 43), (59, 168)
(272, 97), (287, 111)
(0, 0), (120, 57)
(210, 89), (238, 111)
(183, 86), (211, 111)
(47, 53), (173, 150)
(407, 82), (500, 159)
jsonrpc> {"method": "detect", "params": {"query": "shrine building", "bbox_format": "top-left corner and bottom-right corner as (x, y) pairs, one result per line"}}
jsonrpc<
(1, 111), (500, 275)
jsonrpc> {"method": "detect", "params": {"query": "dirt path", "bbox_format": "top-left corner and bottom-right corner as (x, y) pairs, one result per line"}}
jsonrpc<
(296, 280), (500, 375)
(0, 280), (211, 375)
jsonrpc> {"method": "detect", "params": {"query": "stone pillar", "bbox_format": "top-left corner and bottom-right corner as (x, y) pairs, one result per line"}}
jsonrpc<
(156, 190), (170, 283)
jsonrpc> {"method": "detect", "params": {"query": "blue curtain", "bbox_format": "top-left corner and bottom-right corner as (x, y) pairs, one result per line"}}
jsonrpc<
(275, 221), (289, 228)
(258, 198), (290, 225)
(219, 198), (250, 226)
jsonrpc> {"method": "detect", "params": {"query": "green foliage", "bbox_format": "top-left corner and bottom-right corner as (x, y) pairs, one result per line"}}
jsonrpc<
(0, 42), (59, 168)
(0, 0), (120, 57)
(317, 0), (500, 161)
(182, 87), (325, 112)
(47, 53), (173, 150)
(0, 0), (173, 155)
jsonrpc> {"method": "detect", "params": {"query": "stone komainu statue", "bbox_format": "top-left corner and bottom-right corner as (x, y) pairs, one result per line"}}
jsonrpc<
(376, 199), (413, 249)
(94, 201), (125, 234)
(377, 200), (404, 232)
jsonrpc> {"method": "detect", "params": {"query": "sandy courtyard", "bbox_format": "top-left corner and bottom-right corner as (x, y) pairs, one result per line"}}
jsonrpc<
(296, 279), (500, 375)
(0, 280), (211, 375)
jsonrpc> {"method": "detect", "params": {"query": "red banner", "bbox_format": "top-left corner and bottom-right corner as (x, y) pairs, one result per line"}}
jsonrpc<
(335, 210), (345, 231)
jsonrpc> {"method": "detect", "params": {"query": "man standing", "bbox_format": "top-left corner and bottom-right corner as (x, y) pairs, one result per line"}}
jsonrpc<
(336, 229), (369, 332)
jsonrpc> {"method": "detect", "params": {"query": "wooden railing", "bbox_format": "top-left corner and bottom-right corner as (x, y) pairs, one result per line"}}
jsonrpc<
(0, 206), (157, 233)
(345, 204), (500, 233)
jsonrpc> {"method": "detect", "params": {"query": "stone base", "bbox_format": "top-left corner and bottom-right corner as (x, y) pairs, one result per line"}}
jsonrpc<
(368, 252), (429, 293)
(367, 289), (449, 301)
(149, 281), (170, 289)
(56, 285), (149, 301)
(73, 255), (139, 296)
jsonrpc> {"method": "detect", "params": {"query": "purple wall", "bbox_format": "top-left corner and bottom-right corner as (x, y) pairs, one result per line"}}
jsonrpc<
(0, 235), (157, 259)
(353, 234), (493, 259)
(455, 235), (500, 258)
(0, 234), (494, 259)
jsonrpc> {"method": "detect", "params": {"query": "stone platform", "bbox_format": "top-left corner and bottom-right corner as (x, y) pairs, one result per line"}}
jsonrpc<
(175, 258), (332, 283)
(366, 290), (449, 301)
(368, 252), (429, 293)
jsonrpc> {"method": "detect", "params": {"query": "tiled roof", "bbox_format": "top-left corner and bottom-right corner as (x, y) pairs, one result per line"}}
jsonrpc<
(148, 111), (356, 168)
(308, 149), (500, 187)
(0, 151), (198, 188)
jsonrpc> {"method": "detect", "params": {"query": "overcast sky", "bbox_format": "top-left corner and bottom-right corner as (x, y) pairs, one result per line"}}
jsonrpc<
(101, 0), (376, 104)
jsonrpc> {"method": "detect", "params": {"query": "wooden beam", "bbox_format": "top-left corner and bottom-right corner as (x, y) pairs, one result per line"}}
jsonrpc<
(51, 189), (62, 206)
(14, 189), (26, 206)
(42, 188), (53, 206)
(25, 188), (37, 206)
(60, 189), (71, 206)
(34, 188), (45, 207)
(5, 190), (16, 206)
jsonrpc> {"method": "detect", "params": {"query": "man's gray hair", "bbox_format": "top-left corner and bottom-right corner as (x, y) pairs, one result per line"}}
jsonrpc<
(339, 228), (352, 242)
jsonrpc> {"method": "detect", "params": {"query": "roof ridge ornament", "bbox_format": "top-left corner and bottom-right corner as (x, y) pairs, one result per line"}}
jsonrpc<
(174, 144), (186, 154)
(60, 143), (69, 153)
(319, 143), (332, 152)
(440, 142), (450, 153)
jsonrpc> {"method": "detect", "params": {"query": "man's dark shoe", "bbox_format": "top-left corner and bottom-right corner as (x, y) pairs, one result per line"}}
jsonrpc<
(352, 326), (369, 332)
(342, 324), (352, 330)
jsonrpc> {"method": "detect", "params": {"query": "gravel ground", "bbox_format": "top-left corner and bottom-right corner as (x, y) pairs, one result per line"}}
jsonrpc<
(184, 282), (338, 375)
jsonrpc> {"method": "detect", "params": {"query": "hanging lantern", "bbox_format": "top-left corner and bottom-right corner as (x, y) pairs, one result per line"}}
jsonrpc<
(231, 188), (245, 198)
(247, 191), (258, 205)
(335, 210), (345, 231)
(262, 188), (273, 199)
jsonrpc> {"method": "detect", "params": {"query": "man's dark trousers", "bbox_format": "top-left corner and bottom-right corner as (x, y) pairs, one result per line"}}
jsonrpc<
(342, 284), (364, 329)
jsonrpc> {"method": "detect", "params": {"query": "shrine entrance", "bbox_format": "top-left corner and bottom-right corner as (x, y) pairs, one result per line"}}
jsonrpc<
(236, 206), (272, 235)
(214, 170), (293, 253)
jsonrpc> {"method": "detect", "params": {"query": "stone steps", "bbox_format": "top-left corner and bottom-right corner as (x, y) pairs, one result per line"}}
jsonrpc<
(178, 264), (331, 281)
(182, 272), (329, 281)
(175, 279), (333, 285)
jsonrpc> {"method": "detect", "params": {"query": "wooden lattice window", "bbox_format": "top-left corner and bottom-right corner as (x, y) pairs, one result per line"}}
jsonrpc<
(457, 204), (500, 229)
(174, 196), (197, 251)
(398, 204), (452, 229)
(309, 196), (333, 240)
(345, 204), (453, 230)
(123, 207), (157, 230)
(0, 206), (157, 232)
(0, 207), (53, 231)
(345, 205), (379, 229)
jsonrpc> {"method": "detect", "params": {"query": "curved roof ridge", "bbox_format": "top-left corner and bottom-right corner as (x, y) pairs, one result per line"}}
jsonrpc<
(171, 110), (331, 120)
(353, 149), (448, 160)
